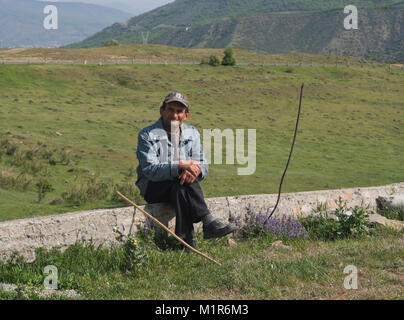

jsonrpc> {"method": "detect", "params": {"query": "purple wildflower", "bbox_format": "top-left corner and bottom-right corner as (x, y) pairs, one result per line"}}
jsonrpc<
(235, 215), (242, 227)
(143, 217), (152, 239)
(238, 206), (308, 240)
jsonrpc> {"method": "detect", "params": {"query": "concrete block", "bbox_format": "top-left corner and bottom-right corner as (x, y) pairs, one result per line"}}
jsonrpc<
(376, 193), (404, 211)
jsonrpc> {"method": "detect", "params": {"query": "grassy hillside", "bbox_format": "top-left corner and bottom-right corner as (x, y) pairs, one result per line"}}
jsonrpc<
(0, 45), (382, 66)
(0, 51), (403, 222)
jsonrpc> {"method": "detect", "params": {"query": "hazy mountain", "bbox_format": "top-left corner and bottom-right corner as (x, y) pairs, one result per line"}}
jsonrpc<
(67, 0), (404, 62)
(0, 0), (132, 48)
(37, 0), (175, 16)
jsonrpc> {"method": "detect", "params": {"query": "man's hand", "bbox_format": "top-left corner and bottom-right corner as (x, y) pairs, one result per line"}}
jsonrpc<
(179, 169), (197, 185)
(179, 160), (202, 179)
(178, 160), (202, 184)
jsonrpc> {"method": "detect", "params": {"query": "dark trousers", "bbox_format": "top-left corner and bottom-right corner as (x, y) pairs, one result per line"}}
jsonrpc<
(144, 179), (211, 241)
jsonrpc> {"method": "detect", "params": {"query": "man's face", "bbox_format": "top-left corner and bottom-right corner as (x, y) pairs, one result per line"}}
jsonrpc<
(160, 102), (189, 132)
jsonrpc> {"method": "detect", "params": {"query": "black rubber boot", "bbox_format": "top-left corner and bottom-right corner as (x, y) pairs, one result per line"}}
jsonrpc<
(203, 219), (237, 239)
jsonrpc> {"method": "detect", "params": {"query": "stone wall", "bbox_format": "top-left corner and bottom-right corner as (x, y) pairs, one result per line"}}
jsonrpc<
(1, 182), (403, 262)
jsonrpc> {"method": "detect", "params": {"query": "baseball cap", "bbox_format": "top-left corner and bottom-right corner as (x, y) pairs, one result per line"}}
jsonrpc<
(163, 92), (189, 109)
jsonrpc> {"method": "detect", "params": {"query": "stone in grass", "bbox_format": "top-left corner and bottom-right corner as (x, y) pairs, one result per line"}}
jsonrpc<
(270, 240), (292, 250)
(227, 238), (238, 247)
(0, 283), (80, 299)
(367, 212), (404, 231)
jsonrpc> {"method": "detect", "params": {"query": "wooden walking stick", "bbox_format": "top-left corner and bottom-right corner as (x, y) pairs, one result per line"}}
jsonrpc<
(115, 190), (222, 266)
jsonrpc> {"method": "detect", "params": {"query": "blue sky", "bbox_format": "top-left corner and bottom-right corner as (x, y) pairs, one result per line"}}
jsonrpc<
(40, 0), (175, 15)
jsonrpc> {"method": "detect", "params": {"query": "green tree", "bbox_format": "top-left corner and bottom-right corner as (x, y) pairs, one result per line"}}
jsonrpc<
(103, 39), (119, 47)
(221, 47), (236, 66)
(208, 55), (221, 66)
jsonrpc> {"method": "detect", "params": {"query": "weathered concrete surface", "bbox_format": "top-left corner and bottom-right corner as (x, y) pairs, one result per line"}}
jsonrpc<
(225, 182), (404, 221)
(1, 182), (403, 262)
(0, 203), (175, 262)
(376, 193), (404, 210)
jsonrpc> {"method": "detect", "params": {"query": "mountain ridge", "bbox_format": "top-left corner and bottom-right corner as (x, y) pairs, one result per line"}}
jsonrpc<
(67, 0), (404, 62)
(118, 0), (403, 29)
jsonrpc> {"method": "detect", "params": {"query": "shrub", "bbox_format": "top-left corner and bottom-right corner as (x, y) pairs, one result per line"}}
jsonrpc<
(86, 173), (112, 201)
(48, 156), (57, 166)
(39, 148), (55, 160)
(299, 198), (371, 240)
(16, 173), (32, 191)
(23, 159), (43, 175)
(0, 168), (32, 191)
(61, 184), (88, 205)
(221, 47), (236, 66)
(111, 166), (143, 204)
(124, 166), (136, 180)
(208, 55), (221, 66)
(60, 149), (71, 165)
(111, 181), (142, 204)
(35, 178), (54, 203)
(200, 57), (209, 65)
(6, 144), (17, 156)
(104, 39), (119, 47)
(24, 149), (34, 161)
(11, 149), (27, 166)
(0, 137), (17, 157)
(117, 77), (129, 87)
(0, 137), (9, 148)
(61, 173), (113, 205)
(121, 237), (149, 274)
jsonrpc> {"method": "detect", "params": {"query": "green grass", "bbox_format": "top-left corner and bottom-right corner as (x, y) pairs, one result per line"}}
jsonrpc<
(0, 55), (403, 222)
(0, 227), (402, 299)
(378, 207), (404, 221)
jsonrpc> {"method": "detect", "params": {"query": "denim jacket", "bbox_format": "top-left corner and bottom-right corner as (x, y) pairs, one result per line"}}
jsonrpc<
(135, 117), (208, 197)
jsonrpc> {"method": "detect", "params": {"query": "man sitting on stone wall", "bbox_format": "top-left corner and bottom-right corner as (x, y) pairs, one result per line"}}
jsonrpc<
(135, 92), (236, 248)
